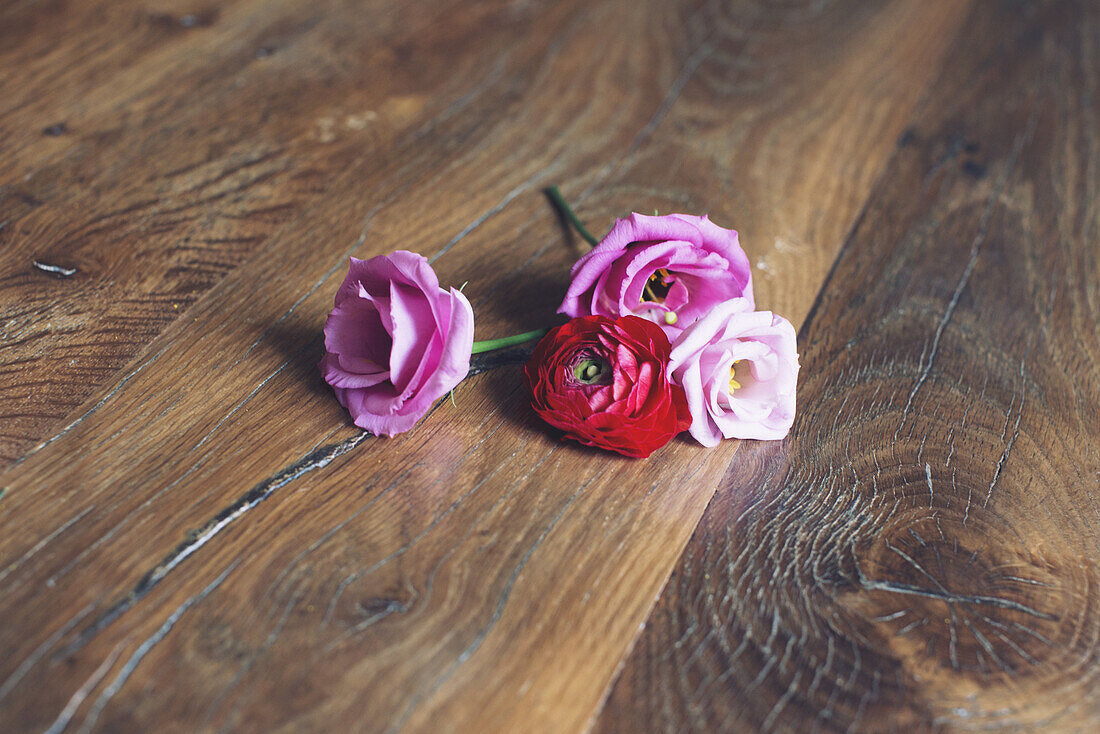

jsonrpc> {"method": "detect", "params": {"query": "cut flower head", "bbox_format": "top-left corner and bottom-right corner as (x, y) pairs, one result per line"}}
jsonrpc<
(559, 213), (753, 340)
(667, 299), (799, 446)
(523, 314), (691, 458)
(320, 251), (474, 437)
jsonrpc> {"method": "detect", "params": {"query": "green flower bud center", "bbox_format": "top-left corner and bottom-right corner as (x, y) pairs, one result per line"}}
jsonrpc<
(573, 358), (610, 385)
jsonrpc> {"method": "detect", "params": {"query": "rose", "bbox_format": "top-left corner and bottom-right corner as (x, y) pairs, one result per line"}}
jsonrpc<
(667, 299), (798, 445)
(523, 314), (691, 458)
(319, 251), (474, 436)
(558, 213), (753, 338)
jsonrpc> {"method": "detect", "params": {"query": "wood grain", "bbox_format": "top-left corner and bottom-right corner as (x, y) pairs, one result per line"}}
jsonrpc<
(0, 0), (568, 465)
(0, 0), (963, 468)
(595, 1), (1100, 731)
(0, 0), (978, 732)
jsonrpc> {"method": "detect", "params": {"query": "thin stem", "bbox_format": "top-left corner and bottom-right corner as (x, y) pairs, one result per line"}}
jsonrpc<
(471, 328), (549, 354)
(546, 186), (599, 247)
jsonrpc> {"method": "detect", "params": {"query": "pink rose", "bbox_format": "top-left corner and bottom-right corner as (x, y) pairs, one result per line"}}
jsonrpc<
(558, 213), (753, 338)
(320, 251), (474, 437)
(667, 299), (798, 445)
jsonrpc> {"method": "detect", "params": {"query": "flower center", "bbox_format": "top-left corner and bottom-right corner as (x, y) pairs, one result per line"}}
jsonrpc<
(641, 268), (674, 305)
(573, 357), (610, 385)
(729, 360), (747, 392)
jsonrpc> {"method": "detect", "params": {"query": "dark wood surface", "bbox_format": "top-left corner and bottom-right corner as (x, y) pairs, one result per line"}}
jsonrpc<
(595, 1), (1100, 731)
(1, 0), (1096, 732)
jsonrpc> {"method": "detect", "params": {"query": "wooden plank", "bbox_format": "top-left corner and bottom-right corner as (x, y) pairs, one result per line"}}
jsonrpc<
(594, 1), (1100, 731)
(0, 0), (564, 465)
(0, 0), (970, 731)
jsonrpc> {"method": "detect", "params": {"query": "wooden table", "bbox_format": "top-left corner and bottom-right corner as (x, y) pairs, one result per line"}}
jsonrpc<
(3, 0), (1098, 731)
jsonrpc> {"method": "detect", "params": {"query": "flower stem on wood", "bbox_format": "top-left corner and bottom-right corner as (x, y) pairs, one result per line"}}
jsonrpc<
(546, 186), (599, 247)
(471, 328), (550, 354)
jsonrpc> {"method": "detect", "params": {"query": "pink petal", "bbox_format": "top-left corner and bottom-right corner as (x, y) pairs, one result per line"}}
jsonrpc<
(676, 358), (722, 447)
(388, 287), (474, 422)
(319, 353), (389, 390)
(668, 304), (799, 445)
(323, 297), (391, 368)
(387, 280), (439, 391)
(669, 214), (753, 307)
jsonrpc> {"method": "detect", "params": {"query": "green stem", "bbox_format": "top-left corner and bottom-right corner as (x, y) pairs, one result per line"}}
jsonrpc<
(471, 328), (549, 354)
(546, 186), (599, 248)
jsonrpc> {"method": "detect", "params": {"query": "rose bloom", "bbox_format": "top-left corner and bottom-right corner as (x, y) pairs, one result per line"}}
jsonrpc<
(523, 315), (691, 458)
(320, 251), (474, 436)
(559, 213), (752, 338)
(667, 299), (798, 445)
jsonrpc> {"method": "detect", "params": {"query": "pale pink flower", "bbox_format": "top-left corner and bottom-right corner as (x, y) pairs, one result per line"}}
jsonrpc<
(320, 252), (474, 436)
(668, 300), (798, 445)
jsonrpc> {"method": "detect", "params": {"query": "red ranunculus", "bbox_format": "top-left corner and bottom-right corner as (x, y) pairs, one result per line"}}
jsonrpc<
(523, 315), (691, 458)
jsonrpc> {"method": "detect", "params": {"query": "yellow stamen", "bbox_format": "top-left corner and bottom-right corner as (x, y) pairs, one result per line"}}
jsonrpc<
(729, 361), (744, 392)
(641, 268), (674, 304)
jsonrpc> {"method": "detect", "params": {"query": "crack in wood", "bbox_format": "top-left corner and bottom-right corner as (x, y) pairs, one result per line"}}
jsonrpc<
(857, 574), (1057, 621)
(62, 562), (240, 734)
(32, 260), (77, 278)
(52, 433), (371, 661)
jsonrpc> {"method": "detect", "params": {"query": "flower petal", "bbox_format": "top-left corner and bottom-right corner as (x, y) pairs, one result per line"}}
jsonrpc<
(523, 314), (685, 457)
(668, 305), (799, 444)
(320, 253), (474, 437)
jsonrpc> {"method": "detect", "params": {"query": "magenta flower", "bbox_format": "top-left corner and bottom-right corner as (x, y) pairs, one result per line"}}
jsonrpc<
(558, 213), (753, 338)
(667, 299), (798, 445)
(320, 251), (474, 437)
